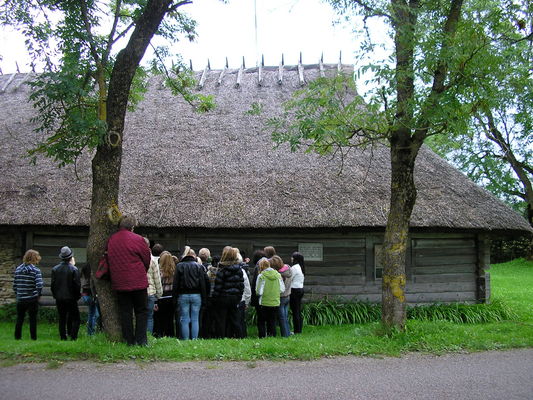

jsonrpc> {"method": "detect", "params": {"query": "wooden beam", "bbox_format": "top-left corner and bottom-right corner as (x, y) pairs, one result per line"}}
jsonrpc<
(298, 54), (305, 86)
(0, 73), (16, 94)
(278, 54), (284, 85)
(235, 61), (244, 88)
(198, 61), (210, 89)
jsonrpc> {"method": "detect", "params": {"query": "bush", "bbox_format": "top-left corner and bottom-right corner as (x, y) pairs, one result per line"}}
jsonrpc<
(491, 235), (532, 263)
(247, 298), (514, 327)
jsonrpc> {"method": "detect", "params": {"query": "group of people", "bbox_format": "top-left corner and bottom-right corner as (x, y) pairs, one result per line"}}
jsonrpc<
(107, 215), (306, 345)
(12, 215), (305, 346)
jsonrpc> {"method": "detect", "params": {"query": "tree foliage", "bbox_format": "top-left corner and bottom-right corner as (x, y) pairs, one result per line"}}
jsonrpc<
(428, 0), (532, 223)
(1, 0), (214, 166)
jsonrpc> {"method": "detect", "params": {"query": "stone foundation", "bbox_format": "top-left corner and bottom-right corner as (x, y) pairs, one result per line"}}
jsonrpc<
(0, 230), (23, 305)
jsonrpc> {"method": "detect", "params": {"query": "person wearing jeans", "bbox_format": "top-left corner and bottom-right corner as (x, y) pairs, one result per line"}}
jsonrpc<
(178, 293), (202, 340)
(271, 256), (292, 337)
(145, 241), (163, 335)
(173, 246), (208, 340)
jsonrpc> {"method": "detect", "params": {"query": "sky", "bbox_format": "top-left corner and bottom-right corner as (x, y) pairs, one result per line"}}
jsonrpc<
(0, 0), (363, 74)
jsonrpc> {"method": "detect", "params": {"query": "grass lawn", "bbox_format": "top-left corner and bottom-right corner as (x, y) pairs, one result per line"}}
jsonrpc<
(0, 258), (531, 364)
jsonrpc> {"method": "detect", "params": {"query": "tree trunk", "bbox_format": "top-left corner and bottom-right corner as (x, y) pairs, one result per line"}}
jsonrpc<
(88, 144), (123, 341)
(381, 137), (421, 330)
(86, 0), (175, 340)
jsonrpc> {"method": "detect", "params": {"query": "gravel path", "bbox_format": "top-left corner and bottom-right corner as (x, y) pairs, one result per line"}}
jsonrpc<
(1, 349), (532, 399)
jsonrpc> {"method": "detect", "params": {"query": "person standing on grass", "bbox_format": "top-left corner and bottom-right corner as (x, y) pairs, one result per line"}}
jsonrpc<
(236, 250), (251, 338)
(145, 240), (163, 335)
(256, 257), (285, 338)
(13, 249), (43, 340)
(51, 247), (81, 341)
(273, 255), (293, 337)
(80, 262), (99, 336)
(173, 246), (208, 340)
(290, 252), (305, 334)
(154, 251), (177, 337)
(107, 215), (151, 346)
(211, 246), (245, 338)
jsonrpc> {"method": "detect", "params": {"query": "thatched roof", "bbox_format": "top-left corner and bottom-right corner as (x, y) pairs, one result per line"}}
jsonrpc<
(0, 66), (530, 234)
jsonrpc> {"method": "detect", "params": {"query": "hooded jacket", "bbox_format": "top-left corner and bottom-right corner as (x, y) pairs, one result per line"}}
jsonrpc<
(279, 265), (293, 298)
(256, 268), (285, 307)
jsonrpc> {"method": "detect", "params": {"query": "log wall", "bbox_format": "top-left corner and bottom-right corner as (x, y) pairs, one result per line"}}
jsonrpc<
(1, 227), (489, 306)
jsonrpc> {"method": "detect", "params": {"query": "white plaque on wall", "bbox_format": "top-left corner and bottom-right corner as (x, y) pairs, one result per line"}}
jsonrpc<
(298, 243), (323, 261)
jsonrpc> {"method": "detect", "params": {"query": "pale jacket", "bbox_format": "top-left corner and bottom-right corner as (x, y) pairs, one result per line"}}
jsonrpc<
(147, 258), (163, 298)
(241, 269), (251, 306)
(290, 264), (304, 289)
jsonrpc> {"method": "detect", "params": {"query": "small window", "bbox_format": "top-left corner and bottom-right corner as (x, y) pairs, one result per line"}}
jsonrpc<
(374, 244), (383, 279)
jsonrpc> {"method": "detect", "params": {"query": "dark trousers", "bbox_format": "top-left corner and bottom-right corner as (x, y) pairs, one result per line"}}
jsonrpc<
(290, 288), (304, 334)
(211, 296), (241, 338)
(237, 301), (248, 338)
(15, 300), (38, 340)
(257, 305), (279, 338)
(153, 297), (175, 338)
(56, 299), (80, 340)
(116, 289), (148, 346)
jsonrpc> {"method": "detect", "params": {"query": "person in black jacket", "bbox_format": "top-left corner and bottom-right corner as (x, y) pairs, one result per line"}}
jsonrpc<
(211, 246), (244, 338)
(51, 246), (81, 340)
(173, 246), (208, 340)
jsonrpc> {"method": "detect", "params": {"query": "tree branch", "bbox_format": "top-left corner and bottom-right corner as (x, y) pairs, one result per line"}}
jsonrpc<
(413, 0), (464, 144)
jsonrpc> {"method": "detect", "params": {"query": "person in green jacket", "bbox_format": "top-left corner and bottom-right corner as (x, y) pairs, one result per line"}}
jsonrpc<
(255, 258), (285, 338)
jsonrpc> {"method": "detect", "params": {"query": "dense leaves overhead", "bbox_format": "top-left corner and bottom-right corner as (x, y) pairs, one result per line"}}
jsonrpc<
(0, 0), (213, 166)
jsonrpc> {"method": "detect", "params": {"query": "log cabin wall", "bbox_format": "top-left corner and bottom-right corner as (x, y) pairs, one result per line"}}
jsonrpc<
(1, 227), (489, 306)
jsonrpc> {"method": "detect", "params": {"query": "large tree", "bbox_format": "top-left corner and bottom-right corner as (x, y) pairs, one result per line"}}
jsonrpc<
(1, 0), (212, 340)
(428, 0), (532, 228)
(268, 0), (511, 329)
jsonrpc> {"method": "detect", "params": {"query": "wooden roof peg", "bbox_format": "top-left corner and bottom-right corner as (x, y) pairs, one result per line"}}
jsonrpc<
(258, 54), (264, 86)
(235, 59), (244, 88)
(189, 59), (193, 70)
(16, 61), (20, 74)
(298, 53), (305, 86)
(198, 61), (209, 89)
(338, 51), (342, 73)
(226, 57), (229, 68)
(217, 58), (228, 86)
(1, 72), (16, 94)
(319, 53), (325, 77)
(242, 56), (246, 69)
(278, 54), (284, 85)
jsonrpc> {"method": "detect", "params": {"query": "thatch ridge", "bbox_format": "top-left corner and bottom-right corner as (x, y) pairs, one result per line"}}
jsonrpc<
(0, 66), (530, 233)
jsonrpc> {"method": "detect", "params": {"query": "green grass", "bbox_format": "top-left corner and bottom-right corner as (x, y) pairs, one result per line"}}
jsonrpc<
(1, 258), (531, 363)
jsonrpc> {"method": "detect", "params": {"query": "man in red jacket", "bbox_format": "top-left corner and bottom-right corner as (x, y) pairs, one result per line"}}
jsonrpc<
(107, 215), (151, 346)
